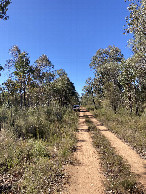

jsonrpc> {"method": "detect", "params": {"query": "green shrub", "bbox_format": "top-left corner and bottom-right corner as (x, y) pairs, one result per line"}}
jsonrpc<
(0, 106), (78, 193)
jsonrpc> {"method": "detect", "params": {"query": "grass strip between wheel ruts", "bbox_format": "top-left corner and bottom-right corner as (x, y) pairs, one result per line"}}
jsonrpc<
(85, 116), (145, 194)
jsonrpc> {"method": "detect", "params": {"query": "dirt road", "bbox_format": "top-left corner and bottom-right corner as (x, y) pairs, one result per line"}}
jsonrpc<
(64, 109), (105, 194)
(63, 108), (146, 193)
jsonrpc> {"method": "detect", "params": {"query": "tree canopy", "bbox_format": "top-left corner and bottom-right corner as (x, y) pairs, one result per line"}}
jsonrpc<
(1, 45), (79, 109)
(0, 0), (11, 20)
(82, 0), (146, 115)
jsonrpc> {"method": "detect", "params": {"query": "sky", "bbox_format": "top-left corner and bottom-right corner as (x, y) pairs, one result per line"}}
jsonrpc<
(0, 0), (133, 95)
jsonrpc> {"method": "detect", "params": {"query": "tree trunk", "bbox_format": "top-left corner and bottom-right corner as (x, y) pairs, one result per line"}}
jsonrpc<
(91, 87), (96, 109)
(128, 93), (132, 113)
(20, 80), (23, 108)
(23, 81), (26, 107)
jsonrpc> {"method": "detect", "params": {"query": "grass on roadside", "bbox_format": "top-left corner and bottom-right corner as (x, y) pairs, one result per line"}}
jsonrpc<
(85, 117), (145, 194)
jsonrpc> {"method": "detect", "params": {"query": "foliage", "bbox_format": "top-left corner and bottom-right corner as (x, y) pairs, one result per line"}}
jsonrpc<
(124, 0), (146, 55)
(123, 0), (146, 114)
(0, 0), (11, 20)
(2, 45), (79, 109)
(82, 0), (146, 115)
(83, 45), (145, 114)
(120, 57), (146, 114)
(83, 46), (124, 113)
(0, 45), (79, 192)
(0, 107), (78, 193)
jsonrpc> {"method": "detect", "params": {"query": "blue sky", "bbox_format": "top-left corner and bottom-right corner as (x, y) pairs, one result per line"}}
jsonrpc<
(0, 0), (132, 95)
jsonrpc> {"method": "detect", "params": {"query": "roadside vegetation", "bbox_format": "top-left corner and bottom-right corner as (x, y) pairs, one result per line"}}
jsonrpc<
(85, 116), (145, 193)
(0, 47), (79, 193)
(85, 104), (146, 159)
(0, 107), (78, 193)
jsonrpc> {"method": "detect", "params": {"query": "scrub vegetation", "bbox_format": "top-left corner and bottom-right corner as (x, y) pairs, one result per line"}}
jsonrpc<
(0, 107), (78, 193)
(0, 47), (79, 193)
(0, 0), (145, 193)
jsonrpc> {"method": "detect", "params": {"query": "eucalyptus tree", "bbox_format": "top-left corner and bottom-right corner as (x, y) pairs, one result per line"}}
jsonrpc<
(0, 0), (11, 20)
(120, 56), (145, 114)
(124, 0), (146, 85)
(33, 54), (54, 106)
(124, 0), (146, 55)
(124, 0), (146, 114)
(34, 54), (54, 84)
(90, 46), (124, 112)
(82, 77), (97, 108)
(3, 79), (18, 106)
(6, 45), (31, 107)
(52, 71), (79, 106)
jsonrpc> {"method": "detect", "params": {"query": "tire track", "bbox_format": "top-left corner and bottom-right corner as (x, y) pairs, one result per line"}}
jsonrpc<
(63, 109), (105, 194)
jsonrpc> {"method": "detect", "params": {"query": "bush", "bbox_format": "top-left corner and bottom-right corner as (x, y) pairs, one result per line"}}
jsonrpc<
(0, 106), (78, 193)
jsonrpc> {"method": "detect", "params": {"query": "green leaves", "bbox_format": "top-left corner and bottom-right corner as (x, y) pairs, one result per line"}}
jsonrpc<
(87, 46), (124, 112)
(0, 0), (11, 20)
(4, 46), (79, 108)
(83, 1), (146, 115)
(0, 65), (4, 76)
(90, 45), (124, 71)
(35, 54), (53, 69)
(124, 0), (146, 56)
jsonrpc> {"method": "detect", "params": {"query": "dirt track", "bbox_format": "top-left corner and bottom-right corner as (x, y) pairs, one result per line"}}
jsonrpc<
(64, 109), (105, 194)
(63, 108), (146, 193)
